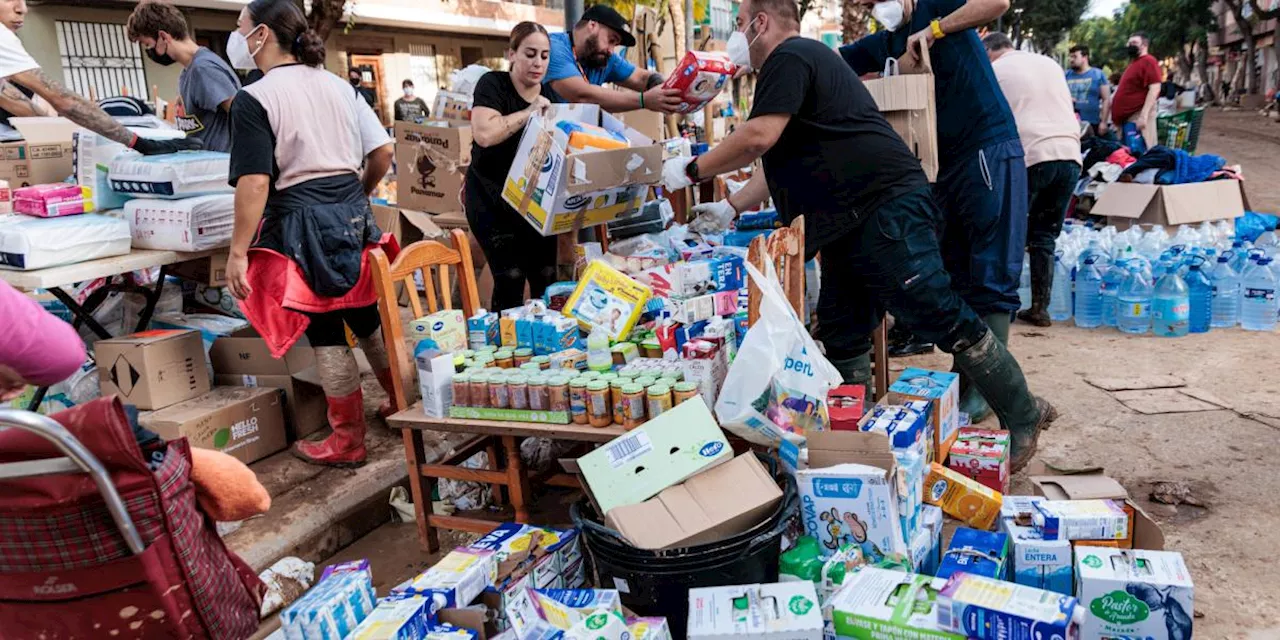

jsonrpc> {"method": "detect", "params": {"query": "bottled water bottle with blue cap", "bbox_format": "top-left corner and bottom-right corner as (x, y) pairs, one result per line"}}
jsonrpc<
(1074, 254), (1104, 328)
(1049, 252), (1072, 321)
(1151, 269), (1190, 337)
(1210, 255), (1240, 328)
(1241, 257), (1279, 332)
(1185, 260), (1212, 334)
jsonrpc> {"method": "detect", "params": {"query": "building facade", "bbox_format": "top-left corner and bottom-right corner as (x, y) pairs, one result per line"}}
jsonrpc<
(1209, 0), (1278, 98)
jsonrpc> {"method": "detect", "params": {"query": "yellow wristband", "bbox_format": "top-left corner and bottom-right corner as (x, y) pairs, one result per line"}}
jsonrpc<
(930, 19), (946, 39)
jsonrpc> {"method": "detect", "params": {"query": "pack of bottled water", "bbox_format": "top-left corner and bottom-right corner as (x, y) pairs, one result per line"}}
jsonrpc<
(1020, 219), (1280, 335)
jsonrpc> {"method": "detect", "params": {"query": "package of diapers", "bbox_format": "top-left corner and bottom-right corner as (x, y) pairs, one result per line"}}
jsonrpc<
(0, 214), (131, 270)
(74, 128), (186, 210)
(126, 194), (235, 251)
(109, 151), (233, 198)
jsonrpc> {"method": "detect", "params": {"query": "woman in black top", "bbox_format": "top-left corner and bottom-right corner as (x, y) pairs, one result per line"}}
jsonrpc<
(466, 21), (555, 311)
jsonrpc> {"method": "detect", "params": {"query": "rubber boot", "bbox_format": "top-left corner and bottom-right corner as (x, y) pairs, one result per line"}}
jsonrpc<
(830, 353), (873, 397)
(358, 334), (396, 419)
(372, 368), (397, 419)
(293, 389), (369, 468)
(887, 325), (934, 357)
(957, 312), (1010, 424)
(951, 329), (1056, 473)
(1017, 251), (1053, 327)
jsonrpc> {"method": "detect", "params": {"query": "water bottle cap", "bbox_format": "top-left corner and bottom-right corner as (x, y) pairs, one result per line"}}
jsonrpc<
(1261, 257), (1274, 265)
(1218, 255), (1230, 262)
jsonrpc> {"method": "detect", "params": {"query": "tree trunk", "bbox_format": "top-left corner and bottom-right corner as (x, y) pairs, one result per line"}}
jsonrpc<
(668, 0), (686, 60)
(842, 0), (870, 44)
(1196, 39), (1215, 103)
(1245, 35), (1257, 94)
(1225, 0), (1258, 94)
(308, 0), (348, 42)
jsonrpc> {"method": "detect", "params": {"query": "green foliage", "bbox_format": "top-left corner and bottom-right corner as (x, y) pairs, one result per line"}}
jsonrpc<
(1066, 0), (1213, 74)
(1010, 0), (1092, 50)
(1069, 12), (1132, 74)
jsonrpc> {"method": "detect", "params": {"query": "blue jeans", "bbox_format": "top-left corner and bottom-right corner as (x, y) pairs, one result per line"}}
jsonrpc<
(933, 138), (1029, 316)
(1122, 122), (1148, 154)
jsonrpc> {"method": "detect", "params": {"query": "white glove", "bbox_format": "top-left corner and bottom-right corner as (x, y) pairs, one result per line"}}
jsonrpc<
(661, 156), (694, 191)
(689, 199), (738, 233)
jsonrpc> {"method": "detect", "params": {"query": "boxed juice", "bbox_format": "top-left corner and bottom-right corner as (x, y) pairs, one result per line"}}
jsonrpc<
(1033, 499), (1129, 542)
(1075, 547), (1193, 640)
(797, 462), (906, 563)
(828, 568), (961, 640)
(468, 310), (499, 350)
(888, 369), (960, 461)
(500, 308), (522, 347)
(923, 462), (1002, 530)
(936, 572), (1082, 639)
(946, 428), (1010, 494)
(662, 50), (736, 114)
(534, 314), (582, 355)
(391, 548), (497, 614)
(935, 527), (1009, 581)
(1001, 518), (1073, 595)
(564, 260), (652, 341)
(410, 310), (467, 353)
(627, 617), (673, 640)
(687, 582), (824, 640)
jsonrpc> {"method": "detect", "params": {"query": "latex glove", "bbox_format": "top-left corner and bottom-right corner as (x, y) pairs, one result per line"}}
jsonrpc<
(662, 156), (694, 191)
(131, 134), (204, 155)
(689, 199), (738, 233)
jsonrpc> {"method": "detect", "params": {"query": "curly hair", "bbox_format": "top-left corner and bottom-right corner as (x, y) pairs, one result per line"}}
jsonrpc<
(127, 0), (190, 42)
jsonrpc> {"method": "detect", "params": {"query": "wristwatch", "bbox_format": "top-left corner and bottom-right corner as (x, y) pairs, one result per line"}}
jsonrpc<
(685, 159), (701, 183)
(930, 19), (946, 39)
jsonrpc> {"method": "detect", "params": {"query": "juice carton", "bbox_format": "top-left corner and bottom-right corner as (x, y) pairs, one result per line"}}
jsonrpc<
(828, 567), (961, 640)
(1000, 518), (1073, 595)
(467, 310), (499, 350)
(627, 617), (673, 640)
(889, 369), (960, 461)
(936, 572), (1083, 639)
(1075, 547), (1194, 640)
(534, 314), (582, 355)
(516, 314), (537, 350)
(936, 527), (1009, 581)
(797, 463), (906, 563)
(410, 310), (467, 353)
(506, 588), (622, 639)
(349, 595), (431, 640)
(391, 548), (497, 614)
(924, 462), (1002, 531)
(663, 51), (736, 114)
(946, 428), (1009, 494)
(687, 582), (824, 640)
(500, 308), (523, 347)
(1033, 499), (1129, 541)
(564, 260), (652, 341)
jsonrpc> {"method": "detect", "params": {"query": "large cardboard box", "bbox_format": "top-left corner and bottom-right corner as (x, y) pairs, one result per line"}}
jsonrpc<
(862, 54), (938, 181)
(1029, 471), (1165, 550)
(169, 253), (229, 287)
(209, 327), (325, 440)
(209, 326), (314, 376)
(1091, 180), (1246, 230)
(215, 370), (326, 441)
(0, 117), (77, 188)
(395, 121), (472, 214)
(502, 104), (662, 236)
(95, 329), (211, 410)
(605, 453), (782, 550)
(140, 386), (287, 464)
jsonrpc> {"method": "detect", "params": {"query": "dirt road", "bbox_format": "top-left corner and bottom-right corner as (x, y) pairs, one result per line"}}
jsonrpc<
(1197, 109), (1280, 214)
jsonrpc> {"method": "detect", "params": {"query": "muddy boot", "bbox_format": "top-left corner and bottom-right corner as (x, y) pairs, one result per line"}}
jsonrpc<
(830, 352), (873, 397)
(293, 389), (369, 468)
(887, 325), (934, 357)
(1017, 251), (1053, 327)
(952, 329), (1055, 474)
(957, 312), (1010, 424)
(358, 334), (397, 419)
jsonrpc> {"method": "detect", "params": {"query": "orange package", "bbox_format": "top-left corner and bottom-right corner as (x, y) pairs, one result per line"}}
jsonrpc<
(924, 462), (1002, 530)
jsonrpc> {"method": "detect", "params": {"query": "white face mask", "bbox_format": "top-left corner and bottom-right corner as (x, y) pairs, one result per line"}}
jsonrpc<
(727, 16), (761, 70)
(873, 0), (905, 32)
(227, 25), (264, 71)
(404, 87), (415, 98)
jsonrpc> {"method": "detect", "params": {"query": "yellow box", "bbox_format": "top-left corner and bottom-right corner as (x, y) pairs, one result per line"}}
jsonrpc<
(924, 462), (1002, 530)
(409, 309), (466, 352)
(500, 314), (520, 348)
(564, 260), (652, 341)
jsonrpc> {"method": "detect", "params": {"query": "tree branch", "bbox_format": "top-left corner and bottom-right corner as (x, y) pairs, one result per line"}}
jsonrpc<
(1248, 0), (1279, 20)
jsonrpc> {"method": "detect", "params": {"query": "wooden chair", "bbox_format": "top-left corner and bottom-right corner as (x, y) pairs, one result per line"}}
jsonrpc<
(746, 216), (890, 401)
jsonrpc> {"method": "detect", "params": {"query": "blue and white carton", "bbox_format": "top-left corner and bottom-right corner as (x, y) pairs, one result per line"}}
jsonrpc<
(797, 462), (906, 563)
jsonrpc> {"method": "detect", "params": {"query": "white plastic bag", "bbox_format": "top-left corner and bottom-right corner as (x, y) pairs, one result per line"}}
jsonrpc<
(715, 259), (842, 447)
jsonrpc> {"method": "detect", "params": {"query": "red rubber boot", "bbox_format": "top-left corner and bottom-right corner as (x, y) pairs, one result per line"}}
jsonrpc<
(293, 389), (368, 467)
(373, 368), (397, 419)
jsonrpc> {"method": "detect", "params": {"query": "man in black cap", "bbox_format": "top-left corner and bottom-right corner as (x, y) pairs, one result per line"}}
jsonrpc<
(544, 4), (682, 113)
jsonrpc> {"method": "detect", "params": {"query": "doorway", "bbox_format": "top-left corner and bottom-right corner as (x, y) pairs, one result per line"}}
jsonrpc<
(349, 54), (388, 125)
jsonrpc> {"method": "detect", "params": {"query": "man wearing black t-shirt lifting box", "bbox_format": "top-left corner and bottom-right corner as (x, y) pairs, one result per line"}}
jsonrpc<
(661, 0), (1054, 470)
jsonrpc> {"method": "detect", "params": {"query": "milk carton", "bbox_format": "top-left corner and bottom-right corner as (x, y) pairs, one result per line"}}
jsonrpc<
(349, 595), (431, 639)
(391, 548), (497, 615)
(687, 582), (824, 640)
(936, 573), (1083, 639)
(1075, 547), (1194, 640)
(936, 527), (1009, 581)
(797, 463), (906, 563)
(827, 568), (960, 640)
(888, 369), (960, 460)
(918, 505), (944, 576)
(563, 609), (630, 640)
(1001, 518), (1073, 595)
(506, 588), (623, 639)
(1033, 499), (1129, 541)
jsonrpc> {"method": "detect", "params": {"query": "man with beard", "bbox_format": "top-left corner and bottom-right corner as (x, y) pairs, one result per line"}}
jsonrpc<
(1065, 44), (1110, 137)
(1111, 32), (1161, 152)
(544, 4), (683, 113)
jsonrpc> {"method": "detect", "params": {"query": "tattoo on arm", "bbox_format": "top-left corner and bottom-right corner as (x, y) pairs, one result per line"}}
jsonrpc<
(18, 70), (134, 146)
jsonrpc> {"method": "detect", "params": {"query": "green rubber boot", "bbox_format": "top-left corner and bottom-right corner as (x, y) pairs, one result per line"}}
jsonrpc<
(952, 328), (1055, 472)
(830, 352), (873, 397)
(956, 312), (1010, 424)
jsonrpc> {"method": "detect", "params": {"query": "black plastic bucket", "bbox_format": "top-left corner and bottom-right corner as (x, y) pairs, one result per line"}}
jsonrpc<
(570, 454), (798, 639)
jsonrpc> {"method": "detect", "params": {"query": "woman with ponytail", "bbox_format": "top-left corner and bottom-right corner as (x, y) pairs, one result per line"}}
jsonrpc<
(224, 0), (397, 467)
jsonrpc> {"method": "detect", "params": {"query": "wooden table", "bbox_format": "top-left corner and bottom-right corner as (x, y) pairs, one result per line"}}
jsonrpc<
(387, 404), (626, 551)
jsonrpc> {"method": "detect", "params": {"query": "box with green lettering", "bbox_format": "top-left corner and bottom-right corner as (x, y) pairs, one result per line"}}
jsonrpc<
(827, 567), (962, 640)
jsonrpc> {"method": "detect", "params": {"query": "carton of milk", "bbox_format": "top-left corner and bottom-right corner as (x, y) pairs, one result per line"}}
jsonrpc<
(687, 582), (824, 640)
(936, 572), (1083, 639)
(888, 368), (959, 461)
(1075, 547), (1194, 640)
(797, 463), (906, 563)
(391, 548), (497, 615)
(1001, 518), (1073, 595)
(1033, 499), (1130, 541)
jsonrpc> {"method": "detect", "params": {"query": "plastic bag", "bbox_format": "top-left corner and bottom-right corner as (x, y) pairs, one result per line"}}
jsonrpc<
(715, 258), (842, 447)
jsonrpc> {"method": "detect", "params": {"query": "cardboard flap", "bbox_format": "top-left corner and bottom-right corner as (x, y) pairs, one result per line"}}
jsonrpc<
(400, 208), (446, 238)
(1091, 183), (1160, 219)
(1030, 474), (1128, 500)
(10, 117), (79, 144)
(807, 431), (896, 472)
(863, 74), (932, 112)
(1160, 180), (1244, 224)
(564, 146), (663, 195)
(291, 366), (323, 387)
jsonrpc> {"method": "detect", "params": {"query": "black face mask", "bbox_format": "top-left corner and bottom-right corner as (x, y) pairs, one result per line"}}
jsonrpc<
(1126, 45), (1141, 59)
(146, 46), (175, 66)
(350, 77), (361, 86)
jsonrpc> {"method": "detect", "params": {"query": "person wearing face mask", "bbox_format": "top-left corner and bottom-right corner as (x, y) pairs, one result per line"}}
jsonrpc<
(394, 79), (430, 123)
(127, 0), (241, 152)
(223, 0), (396, 468)
(841, 0), (1027, 424)
(0, 0), (200, 155)
(1065, 44), (1111, 138)
(465, 22), (557, 310)
(662, 0), (1055, 472)
(1111, 33), (1161, 152)
(349, 67), (377, 109)
(544, 4), (683, 113)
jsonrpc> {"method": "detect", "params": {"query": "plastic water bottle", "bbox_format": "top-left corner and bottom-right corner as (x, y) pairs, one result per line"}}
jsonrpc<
(1100, 259), (1128, 327)
(1018, 253), (1032, 312)
(1240, 257), (1279, 332)
(1210, 255), (1241, 328)
(1152, 270), (1190, 337)
(1074, 255), (1104, 328)
(1117, 265), (1153, 335)
(586, 325), (613, 372)
(1185, 261), (1213, 334)
(1049, 253), (1072, 321)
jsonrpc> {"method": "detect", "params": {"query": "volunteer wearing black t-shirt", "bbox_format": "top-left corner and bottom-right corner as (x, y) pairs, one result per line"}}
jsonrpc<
(662, 0), (1054, 471)
(465, 22), (557, 311)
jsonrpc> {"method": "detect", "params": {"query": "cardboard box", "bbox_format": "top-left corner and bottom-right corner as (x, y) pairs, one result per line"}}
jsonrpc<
(617, 110), (665, 144)
(576, 396), (731, 515)
(209, 327), (322, 438)
(214, 370), (326, 441)
(0, 117), (77, 188)
(95, 329), (211, 410)
(888, 368), (960, 462)
(605, 453), (783, 550)
(946, 427), (1009, 494)
(209, 326), (316, 376)
(371, 204), (470, 247)
(502, 104), (661, 236)
(1029, 472), (1164, 550)
(687, 582), (823, 640)
(395, 121), (472, 214)
(828, 568), (960, 640)
(140, 386), (287, 464)
(1092, 180), (1246, 231)
(797, 431), (906, 562)
(861, 56), (938, 181)
(168, 253), (229, 287)
(1075, 547), (1194, 640)
(433, 91), (473, 122)
(923, 462), (1002, 530)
